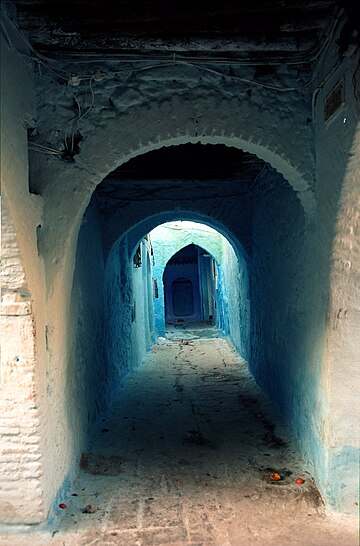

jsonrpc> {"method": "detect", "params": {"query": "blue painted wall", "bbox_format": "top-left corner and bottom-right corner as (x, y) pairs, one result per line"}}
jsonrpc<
(249, 166), (329, 501)
(104, 236), (154, 393)
(68, 203), (108, 448)
(220, 236), (250, 360)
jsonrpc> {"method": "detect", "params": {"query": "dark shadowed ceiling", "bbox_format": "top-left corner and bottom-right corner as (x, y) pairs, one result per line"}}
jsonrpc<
(5, 0), (357, 59)
(95, 144), (267, 215)
(107, 144), (264, 180)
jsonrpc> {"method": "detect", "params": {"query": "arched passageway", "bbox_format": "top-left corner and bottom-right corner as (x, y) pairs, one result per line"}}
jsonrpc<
(36, 130), (355, 541)
(149, 221), (247, 345)
(1, 3), (359, 534)
(1, 122), (359, 541)
(1, 6), (359, 535)
(163, 244), (210, 326)
(58, 172), (334, 541)
(66, 144), (311, 484)
(46, 139), (355, 536)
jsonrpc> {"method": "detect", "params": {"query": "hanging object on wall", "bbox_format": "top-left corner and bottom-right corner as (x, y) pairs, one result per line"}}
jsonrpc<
(148, 235), (155, 265)
(133, 244), (142, 267)
(153, 278), (159, 298)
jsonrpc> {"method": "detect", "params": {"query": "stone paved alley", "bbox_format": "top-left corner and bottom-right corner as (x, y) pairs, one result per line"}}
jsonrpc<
(1, 333), (357, 546)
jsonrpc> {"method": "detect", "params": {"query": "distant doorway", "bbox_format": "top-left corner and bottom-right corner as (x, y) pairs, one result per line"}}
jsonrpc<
(163, 244), (217, 326)
(172, 277), (195, 317)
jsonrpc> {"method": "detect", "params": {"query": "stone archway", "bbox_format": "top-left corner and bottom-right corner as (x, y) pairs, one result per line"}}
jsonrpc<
(1, 5), (359, 526)
(3, 79), (355, 525)
(36, 88), (316, 292)
(142, 220), (247, 353)
(103, 208), (249, 381)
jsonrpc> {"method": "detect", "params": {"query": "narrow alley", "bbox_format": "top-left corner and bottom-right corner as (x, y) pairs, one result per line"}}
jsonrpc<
(5, 331), (356, 546)
(2, 1), (359, 534)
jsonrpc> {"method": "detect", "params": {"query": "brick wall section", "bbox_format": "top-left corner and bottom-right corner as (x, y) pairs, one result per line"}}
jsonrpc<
(0, 194), (45, 524)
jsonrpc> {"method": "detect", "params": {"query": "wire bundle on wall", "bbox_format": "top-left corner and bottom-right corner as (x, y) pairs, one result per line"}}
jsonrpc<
(1, 6), (356, 162)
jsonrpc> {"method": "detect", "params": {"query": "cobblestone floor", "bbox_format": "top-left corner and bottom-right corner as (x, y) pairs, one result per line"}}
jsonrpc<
(1, 334), (358, 545)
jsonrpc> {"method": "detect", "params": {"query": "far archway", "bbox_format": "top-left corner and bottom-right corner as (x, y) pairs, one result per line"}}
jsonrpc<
(163, 244), (217, 327)
(148, 221), (249, 356)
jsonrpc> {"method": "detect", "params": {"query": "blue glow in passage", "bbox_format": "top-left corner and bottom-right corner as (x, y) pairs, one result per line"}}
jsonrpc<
(149, 221), (250, 359)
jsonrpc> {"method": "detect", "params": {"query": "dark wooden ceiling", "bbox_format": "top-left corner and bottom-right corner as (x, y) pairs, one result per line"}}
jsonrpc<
(5, 0), (354, 57)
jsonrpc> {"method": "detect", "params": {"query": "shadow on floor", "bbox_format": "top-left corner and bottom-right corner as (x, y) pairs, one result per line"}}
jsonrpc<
(43, 337), (357, 546)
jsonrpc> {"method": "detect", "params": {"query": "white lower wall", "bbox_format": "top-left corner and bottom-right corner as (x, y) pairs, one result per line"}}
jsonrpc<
(0, 29), (47, 524)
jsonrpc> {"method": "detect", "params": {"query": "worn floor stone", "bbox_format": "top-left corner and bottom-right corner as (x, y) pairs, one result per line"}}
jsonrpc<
(1, 333), (358, 545)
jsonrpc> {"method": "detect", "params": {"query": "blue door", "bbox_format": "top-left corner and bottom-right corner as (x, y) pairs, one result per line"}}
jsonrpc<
(172, 277), (194, 317)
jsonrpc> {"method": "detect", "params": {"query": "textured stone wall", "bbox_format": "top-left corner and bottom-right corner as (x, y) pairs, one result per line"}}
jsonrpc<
(0, 26), (47, 524)
(30, 55), (315, 291)
(0, 193), (45, 524)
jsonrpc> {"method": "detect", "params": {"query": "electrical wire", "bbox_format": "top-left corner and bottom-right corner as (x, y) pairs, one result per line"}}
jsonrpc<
(63, 76), (95, 154)
(2, 3), (349, 161)
(28, 142), (62, 155)
(77, 76), (95, 121)
(1, 5), (345, 93)
(0, 16), (15, 51)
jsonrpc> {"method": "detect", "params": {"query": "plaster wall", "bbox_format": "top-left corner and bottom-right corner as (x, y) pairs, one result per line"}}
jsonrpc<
(104, 237), (153, 388)
(313, 46), (360, 511)
(250, 167), (317, 454)
(0, 27), (48, 524)
(220, 238), (250, 360)
(1, 9), (359, 524)
(66, 203), (108, 457)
